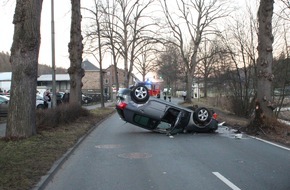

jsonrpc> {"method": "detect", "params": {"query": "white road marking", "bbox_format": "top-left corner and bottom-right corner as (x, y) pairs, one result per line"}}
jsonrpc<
(212, 172), (241, 190)
(250, 136), (290, 151)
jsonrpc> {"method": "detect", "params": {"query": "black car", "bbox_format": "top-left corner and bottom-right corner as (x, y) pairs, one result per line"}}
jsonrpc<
(116, 85), (218, 135)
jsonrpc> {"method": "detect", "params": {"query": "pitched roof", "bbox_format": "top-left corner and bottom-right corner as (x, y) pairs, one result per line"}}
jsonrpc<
(82, 59), (99, 71)
(0, 72), (12, 81)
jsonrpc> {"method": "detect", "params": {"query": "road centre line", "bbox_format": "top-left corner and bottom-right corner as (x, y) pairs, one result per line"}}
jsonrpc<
(212, 172), (241, 190)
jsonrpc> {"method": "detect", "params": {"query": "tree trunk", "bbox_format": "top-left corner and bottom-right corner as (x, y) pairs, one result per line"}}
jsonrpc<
(185, 72), (192, 102)
(256, 0), (274, 119)
(68, 0), (84, 105)
(6, 0), (43, 138)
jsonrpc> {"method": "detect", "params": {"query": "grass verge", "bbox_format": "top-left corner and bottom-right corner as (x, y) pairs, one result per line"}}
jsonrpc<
(0, 106), (115, 190)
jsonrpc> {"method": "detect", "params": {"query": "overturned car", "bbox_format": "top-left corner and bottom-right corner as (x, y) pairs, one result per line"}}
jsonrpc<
(116, 85), (218, 135)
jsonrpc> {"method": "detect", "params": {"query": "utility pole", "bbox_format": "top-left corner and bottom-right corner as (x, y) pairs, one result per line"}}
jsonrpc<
(51, 0), (57, 108)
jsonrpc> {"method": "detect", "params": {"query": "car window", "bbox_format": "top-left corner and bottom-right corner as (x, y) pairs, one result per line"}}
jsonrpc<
(0, 96), (9, 104)
(117, 88), (130, 96)
(134, 114), (150, 126)
(36, 95), (43, 100)
(133, 114), (158, 130)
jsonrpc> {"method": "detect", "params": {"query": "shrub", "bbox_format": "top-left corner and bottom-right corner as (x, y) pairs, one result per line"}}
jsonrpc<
(36, 103), (90, 130)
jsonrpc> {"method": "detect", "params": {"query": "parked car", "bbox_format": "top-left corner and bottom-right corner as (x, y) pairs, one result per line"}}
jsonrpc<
(116, 85), (218, 135)
(0, 95), (9, 117)
(82, 94), (93, 104)
(0, 95), (46, 116)
(36, 94), (46, 109)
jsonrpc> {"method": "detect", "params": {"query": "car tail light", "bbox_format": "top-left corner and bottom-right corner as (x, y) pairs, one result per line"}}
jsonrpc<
(212, 112), (218, 119)
(117, 102), (127, 110)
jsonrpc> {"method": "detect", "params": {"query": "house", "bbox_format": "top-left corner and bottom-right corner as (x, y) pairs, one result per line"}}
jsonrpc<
(37, 74), (70, 91)
(1, 60), (140, 98)
(104, 65), (139, 94)
(81, 59), (101, 94)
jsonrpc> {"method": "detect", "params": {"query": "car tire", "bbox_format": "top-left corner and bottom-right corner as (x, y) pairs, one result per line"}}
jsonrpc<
(37, 104), (45, 109)
(131, 85), (150, 104)
(193, 107), (211, 124)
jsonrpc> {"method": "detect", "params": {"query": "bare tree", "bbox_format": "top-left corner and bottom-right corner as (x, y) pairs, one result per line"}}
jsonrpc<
(102, 0), (121, 91)
(253, 0), (274, 126)
(156, 44), (181, 92)
(113, 0), (157, 87)
(83, 0), (107, 107)
(272, 25), (290, 117)
(68, 0), (84, 105)
(220, 6), (258, 116)
(161, 0), (229, 103)
(134, 43), (157, 81)
(0, 52), (11, 72)
(6, 0), (43, 138)
(195, 39), (227, 98)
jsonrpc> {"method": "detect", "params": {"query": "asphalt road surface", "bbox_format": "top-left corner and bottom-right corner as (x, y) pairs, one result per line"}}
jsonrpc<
(41, 111), (290, 190)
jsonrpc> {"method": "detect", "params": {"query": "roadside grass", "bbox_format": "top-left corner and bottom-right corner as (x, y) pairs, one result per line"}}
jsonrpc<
(0, 104), (115, 190)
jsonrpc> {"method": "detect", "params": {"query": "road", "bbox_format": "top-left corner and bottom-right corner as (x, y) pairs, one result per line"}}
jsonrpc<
(41, 105), (290, 190)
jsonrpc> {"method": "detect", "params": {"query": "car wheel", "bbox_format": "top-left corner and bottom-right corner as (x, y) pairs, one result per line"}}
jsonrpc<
(131, 85), (150, 104)
(193, 107), (211, 124)
(37, 104), (45, 109)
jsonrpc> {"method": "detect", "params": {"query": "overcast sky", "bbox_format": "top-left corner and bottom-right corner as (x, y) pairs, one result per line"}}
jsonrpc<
(0, 1), (84, 69)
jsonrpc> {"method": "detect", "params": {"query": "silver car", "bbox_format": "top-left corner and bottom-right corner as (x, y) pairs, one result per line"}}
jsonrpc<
(116, 85), (218, 135)
(0, 95), (46, 117)
(0, 95), (9, 117)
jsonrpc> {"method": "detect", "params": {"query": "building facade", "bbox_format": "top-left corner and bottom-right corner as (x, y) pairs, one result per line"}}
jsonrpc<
(1, 60), (140, 99)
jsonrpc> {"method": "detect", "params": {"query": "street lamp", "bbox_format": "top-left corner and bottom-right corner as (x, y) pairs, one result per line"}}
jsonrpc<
(51, 0), (56, 108)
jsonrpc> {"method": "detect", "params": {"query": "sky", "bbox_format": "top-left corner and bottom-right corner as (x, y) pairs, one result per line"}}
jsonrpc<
(0, 0), (258, 73)
(0, 1), (94, 69)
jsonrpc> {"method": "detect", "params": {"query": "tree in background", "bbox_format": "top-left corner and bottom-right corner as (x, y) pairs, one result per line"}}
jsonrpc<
(68, 0), (84, 105)
(161, 0), (230, 103)
(195, 39), (227, 98)
(112, 0), (156, 87)
(219, 5), (258, 116)
(6, 0), (43, 138)
(0, 52), (11, 72)
(134, 43), (157, 81)
(156, 44), (181, 93)
(83, 0), (107, 107)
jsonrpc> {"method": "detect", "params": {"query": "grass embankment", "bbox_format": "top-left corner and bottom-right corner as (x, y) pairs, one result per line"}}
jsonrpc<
(0, 104), (115, 190)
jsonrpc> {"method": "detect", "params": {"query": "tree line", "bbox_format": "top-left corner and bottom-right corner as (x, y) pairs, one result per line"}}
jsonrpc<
(0, 51), (67, 75)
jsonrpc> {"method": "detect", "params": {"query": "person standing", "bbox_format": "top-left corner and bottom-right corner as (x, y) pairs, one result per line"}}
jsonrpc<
(56, 91), (63, 105)
(168, 91), (171, 102)
(62, 90), (70, 103)
(182, 91), (187, 101)
(43, 89), (51, 108)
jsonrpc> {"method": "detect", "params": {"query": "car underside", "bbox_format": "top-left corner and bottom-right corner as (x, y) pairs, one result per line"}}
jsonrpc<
(116, 85), (218, 135)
